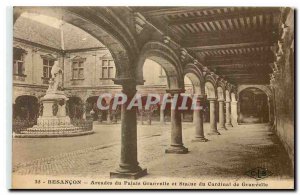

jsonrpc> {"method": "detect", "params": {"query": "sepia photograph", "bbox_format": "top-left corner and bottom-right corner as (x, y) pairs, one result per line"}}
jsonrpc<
(10, 6), (294, 189)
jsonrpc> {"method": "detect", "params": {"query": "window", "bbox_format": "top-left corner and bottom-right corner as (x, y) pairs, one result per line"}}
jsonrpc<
(101, 59), (115, 79)
(43, 58), (55, 78)
(40, 54), (57, 84)
(13, 48), (25, 76)
(72, 60), (84, 79)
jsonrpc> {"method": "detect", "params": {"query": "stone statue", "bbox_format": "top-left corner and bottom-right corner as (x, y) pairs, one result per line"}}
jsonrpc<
(23, 61), (94, 137)
(49, 61), (63, 91)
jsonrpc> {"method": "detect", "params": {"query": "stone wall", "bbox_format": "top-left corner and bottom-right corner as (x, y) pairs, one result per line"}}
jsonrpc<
(13, 40), (62, 87)
(271, 8), (294, 169)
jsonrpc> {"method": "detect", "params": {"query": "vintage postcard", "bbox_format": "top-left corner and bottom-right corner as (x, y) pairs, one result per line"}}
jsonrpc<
(11, 6), (294, 189)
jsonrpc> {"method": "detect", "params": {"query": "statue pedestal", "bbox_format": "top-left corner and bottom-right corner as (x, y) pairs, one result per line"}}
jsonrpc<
(16, 90), (93, 138)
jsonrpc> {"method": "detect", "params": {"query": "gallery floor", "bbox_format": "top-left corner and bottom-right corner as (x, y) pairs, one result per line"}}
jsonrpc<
(13, 122), (293, 181)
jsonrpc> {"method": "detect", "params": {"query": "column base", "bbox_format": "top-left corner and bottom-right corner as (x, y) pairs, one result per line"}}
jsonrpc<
(165, 145), (188, 154)
(231, 123), (238, 127)
(110, 168), (147, 180)
(218, 126), (227, 131)
(207, 131), (221, 135)
(226, 123), (233, 128)
(192, 137), (208, 142)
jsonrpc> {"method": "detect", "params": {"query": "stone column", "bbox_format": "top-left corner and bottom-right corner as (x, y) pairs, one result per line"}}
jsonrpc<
(225, 100), (233, 127)
(146, 111), (152, 125)
(193, 109), (196, 124)
(192, 95), (207, 142)
(207, 98), (220, 135)
(139, 110), (144, 125)
(218, 99), (226, 130)
(231, 101), (238, 126)
(107, 109), (112, 124)
(110, 80), (147, 179)
(112, 112), (117, 124)
(82, 104), (86, 120)
(268, 98), (274, 125)
(165, 89), (188, 154)
(237, 100), (241, 124)
(97, 111), (103, 123)
(160, 107), (165, 124)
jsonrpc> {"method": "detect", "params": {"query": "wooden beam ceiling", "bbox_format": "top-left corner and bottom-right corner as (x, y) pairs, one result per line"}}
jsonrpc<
(182, 28), (278, 49)
(131, 7), (281, 85)
(168, 8), (280, 26)
(207, 63), (267, 68)
(206, 57), (274, 66)
(135, 7), (220, 16)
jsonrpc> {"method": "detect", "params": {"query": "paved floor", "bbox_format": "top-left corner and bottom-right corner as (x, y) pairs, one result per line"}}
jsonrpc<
(12, 122), (293, 180)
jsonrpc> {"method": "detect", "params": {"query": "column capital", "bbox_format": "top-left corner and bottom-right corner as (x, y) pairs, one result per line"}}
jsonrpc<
(113, 78), (137, 95)
(207, 97), (217, 101)
(193, 94), (206, 101)
(166, 88), (185, 95)
(225, 100), (231, 103)
(112, 77), (136, 86)
(218, 99), (225, 102)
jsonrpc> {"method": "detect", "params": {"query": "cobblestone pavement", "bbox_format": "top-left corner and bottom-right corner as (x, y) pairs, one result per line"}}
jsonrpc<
(12, 122), (164, 166)
(13, 122), (293, 180)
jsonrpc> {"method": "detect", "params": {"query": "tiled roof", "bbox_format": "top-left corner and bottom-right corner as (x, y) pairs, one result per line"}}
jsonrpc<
(14, 16), (104, 50)
(14, 17), (61, 49)
(62, 23), (104, 50)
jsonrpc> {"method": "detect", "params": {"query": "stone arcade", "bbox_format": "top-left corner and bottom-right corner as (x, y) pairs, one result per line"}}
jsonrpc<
(13, 7), (294, 180)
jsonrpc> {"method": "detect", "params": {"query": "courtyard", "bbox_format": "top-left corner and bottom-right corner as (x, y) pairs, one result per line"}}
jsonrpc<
(13, 122), (293, 181)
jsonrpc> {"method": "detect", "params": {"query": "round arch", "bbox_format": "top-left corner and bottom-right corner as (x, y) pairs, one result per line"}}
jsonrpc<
(217, 87), (225, 101)
(238, 87), (270, 123)
(231, 92), (237, 102)
(183, 63), (205, 95)
(225, 90), (231, 101)
(67, 96), (83, 119)
(237, 85), (272, 100)
(14, 7), (137, 80)
(14, 95), (39, 121)
(205, 82), (216, 99)
(217, 80), (226, 101)
(204, 74), (217, 99)
(136, 41), (184, 89)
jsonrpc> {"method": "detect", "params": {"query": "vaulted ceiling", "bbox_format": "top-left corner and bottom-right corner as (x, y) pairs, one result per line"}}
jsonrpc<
(132, 7), (282, 85)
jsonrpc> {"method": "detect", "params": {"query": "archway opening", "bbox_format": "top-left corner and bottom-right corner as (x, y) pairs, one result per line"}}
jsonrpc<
(108, 97), (121, 124)
(216, 86), (225, 122)
(14, 7), (133, 79)
(182, 75), (194, 122)
(67, 96), (83, 120)
(14, 95), (39, 122)
(239, 88), (269, 123)
(86, 96), (100, 121)
(14, 11), (127, 126)
(204, 82), (216, 122)
(13, 95), (39, 133)
(140, 59), (170, 123)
